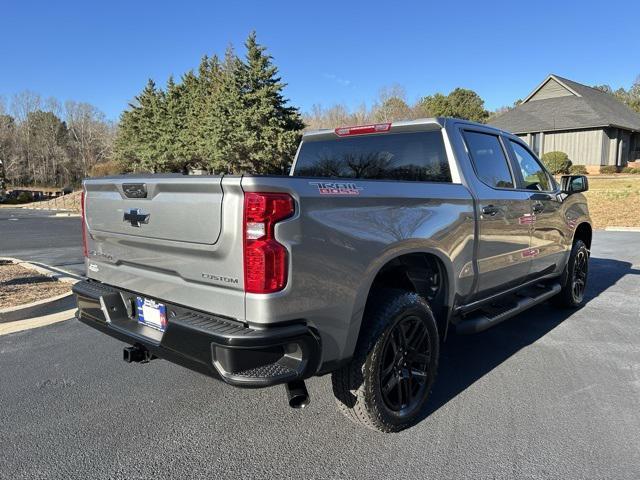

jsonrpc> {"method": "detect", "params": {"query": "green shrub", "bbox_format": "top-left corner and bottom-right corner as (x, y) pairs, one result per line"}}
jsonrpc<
(541, 151), (572, 174)
(599, 165), (618, 174)
(569, 165), (588, 175)
(621, 166), (640, 174)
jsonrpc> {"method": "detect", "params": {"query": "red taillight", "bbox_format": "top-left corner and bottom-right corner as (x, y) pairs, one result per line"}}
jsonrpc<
(243, 192), (294, 294)
(334, 123), (391, 136)
(81, 190), (88, 257)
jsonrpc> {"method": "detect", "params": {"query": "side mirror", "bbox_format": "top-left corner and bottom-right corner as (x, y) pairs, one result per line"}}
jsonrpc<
(561, 175), (588, 194)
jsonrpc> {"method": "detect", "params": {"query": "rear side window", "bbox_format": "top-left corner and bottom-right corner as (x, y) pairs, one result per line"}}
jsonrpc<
(464, 131), (514, 189)
(293, 131), (451, 182)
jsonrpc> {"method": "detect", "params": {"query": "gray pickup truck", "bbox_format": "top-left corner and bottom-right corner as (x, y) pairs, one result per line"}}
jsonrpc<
(73, 118), (591, 432)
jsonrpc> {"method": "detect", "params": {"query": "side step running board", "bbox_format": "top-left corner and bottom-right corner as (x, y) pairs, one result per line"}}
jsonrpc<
(456, 282), (562, 335)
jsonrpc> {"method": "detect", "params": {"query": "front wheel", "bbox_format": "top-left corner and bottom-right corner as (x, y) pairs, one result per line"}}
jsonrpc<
(554, 239), (589, 308)
(331, 290), (439, 432)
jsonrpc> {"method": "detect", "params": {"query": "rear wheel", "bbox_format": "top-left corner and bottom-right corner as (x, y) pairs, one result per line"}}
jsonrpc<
(554, 239), (589, 308)
(331, 290), (439, 432)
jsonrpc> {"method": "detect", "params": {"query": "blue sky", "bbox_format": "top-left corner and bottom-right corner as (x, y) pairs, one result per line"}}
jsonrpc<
(2, 0), (639, 121)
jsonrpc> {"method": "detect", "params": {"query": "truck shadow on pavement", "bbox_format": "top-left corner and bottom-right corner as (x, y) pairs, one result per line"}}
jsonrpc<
(425, 256), (640, 418)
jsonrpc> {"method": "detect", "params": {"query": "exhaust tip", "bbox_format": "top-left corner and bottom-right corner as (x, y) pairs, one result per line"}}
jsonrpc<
(285, 380), (310, 409)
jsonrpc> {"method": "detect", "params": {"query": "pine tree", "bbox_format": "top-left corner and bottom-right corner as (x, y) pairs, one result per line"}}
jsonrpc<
(115, 33), (304, 175)
(115, 79), (165, 172)
(160, 75), (190, 172)
(200, 46), (247, 173)
(191, 54), (224, 170)
(238, 31), (304, 174)
(179, 69), (203, 165)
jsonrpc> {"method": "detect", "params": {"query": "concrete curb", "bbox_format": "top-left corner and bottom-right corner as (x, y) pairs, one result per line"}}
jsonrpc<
(0, 258), (83, 326)
(0, 257), (82, 285)
(54, 212), (81, 217)
(0, 206), (80, 215)
(0, 308), (75, 336)
(604, 227), (640, 232)
(0, 292), (73, 322)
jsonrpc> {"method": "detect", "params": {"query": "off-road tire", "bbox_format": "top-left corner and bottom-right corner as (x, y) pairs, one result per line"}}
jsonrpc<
(553, 239), (589, 308)
(331, 289), (439, 432)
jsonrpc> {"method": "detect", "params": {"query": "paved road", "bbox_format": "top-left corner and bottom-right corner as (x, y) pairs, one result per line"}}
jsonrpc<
(0, 208), (84, 274)
(1, 231), (639, 479)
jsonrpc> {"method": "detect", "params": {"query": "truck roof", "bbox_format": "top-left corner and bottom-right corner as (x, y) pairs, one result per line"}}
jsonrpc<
(301, 117), (512, 142)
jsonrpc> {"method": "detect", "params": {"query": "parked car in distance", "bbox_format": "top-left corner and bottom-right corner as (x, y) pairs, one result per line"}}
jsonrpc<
(73, 117), (591, 432)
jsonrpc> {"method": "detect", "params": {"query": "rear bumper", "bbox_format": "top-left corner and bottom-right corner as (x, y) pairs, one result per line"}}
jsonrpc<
(72, 280), (321, 388)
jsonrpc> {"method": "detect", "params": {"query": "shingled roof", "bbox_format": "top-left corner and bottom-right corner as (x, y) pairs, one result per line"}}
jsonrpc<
(489, 74), (640, 134)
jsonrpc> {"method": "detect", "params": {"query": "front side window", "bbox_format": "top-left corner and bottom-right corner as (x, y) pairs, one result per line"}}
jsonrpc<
(463, 131), (514, 189)
(293, 131), (451, 182)
(510, 141), (552, 191)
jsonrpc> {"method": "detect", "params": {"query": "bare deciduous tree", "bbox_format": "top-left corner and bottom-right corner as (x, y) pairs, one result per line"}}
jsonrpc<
(65, 101), (115, 178)
(1, 91), (114, 188)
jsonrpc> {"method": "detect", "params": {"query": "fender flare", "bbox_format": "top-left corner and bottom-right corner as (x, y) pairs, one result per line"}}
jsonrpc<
(341, 241), (456, 361)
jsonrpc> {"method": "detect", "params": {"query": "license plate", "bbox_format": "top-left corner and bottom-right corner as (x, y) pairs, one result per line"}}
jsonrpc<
(136, 297), (167, 332)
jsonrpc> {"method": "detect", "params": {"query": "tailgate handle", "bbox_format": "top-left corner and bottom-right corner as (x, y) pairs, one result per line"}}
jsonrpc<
(123, 183), (148, 199)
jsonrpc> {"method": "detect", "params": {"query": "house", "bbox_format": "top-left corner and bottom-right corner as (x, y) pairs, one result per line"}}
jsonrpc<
(489, 74), (640, 172)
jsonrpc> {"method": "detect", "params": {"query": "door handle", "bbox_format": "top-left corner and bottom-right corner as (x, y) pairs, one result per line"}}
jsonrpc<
(482, 205), (500, 216)
(533, 202), (545, 214)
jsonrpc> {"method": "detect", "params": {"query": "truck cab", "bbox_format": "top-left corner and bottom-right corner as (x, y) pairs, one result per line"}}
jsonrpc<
(73, 117), (591, 432)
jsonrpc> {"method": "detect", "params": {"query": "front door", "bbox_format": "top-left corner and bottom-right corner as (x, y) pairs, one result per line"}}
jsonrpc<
(506, 139), (567, 277)
(462, 130), (533, 299)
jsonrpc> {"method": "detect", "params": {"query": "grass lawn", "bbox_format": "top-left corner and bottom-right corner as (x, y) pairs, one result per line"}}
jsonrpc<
(584, 176), (640, 229)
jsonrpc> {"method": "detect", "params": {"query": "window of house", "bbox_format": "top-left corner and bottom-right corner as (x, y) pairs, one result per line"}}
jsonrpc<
(510, 141), (552, 191)
(463, 131), (514, 189)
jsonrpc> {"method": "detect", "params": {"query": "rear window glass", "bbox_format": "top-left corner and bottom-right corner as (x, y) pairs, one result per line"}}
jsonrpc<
(463, 131), (514, 189)
(293, 131), (451, 182)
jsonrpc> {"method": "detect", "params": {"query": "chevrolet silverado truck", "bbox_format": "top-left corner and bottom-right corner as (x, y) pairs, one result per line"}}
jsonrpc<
(73, 118), (591, 432)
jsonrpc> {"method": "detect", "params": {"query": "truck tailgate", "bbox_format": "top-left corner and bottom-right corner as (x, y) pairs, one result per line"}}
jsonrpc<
(83, 175), (246, 321)
(87, 176), (223, 244)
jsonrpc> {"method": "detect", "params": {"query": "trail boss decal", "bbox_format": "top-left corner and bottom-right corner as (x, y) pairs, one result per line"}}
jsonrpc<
(518, 213), (536, 225)
(521, 248), (540, 258)
(309, 182), (363, 195)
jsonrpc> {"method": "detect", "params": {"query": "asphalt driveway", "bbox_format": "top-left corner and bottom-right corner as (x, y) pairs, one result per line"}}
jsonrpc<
(0, 231), (638, 479)
(0, 208), (84, 274)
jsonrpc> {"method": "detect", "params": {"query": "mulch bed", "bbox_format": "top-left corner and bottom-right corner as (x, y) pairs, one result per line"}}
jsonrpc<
(0, 260), (71, 309)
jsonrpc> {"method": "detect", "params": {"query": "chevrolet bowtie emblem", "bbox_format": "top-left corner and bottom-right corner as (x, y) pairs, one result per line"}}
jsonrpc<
(123, 208), (150, 227)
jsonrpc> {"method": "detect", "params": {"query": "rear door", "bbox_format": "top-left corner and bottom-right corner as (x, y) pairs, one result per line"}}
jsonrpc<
(505, 139), (567, 277)
(461, 129), (533, 298)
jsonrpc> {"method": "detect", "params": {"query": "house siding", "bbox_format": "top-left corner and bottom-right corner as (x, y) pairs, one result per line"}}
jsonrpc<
(541, 128), (606, 165)
(529, 79), (574, 101)
(632, 134), (640, 161)
(607, 128), (619, 166)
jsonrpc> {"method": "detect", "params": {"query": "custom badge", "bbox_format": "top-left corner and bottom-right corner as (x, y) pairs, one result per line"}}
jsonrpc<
(309, 181), (363, 195)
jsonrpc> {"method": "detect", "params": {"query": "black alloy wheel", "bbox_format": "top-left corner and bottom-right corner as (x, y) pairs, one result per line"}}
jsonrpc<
(379, 315), (431, 414)
(571, 247), (588, 303)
